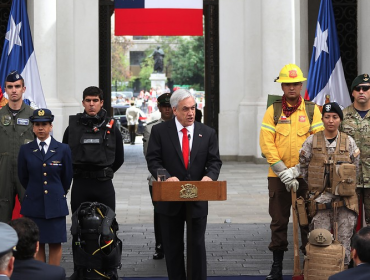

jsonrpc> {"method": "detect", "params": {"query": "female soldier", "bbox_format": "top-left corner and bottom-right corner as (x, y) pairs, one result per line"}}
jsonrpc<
(18, 108), (72, 265)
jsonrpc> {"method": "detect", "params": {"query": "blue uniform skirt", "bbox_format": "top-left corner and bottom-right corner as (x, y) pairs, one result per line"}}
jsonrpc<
(28, 216), (67, 244)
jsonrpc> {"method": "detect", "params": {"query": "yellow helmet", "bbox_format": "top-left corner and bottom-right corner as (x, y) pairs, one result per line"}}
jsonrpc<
(275, 64), (307, 83)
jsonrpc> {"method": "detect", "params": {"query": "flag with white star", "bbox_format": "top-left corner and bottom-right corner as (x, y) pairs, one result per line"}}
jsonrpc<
(0, 0), (46, 108)
(304, 0), (351, 108)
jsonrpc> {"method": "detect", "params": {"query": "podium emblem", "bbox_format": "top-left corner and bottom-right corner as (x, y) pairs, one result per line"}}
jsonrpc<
(180, 184), (198, 199)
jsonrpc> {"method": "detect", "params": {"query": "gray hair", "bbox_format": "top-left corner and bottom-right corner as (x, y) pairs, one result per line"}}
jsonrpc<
(0, 252), (12, 271)
(170, 89), (195, 108)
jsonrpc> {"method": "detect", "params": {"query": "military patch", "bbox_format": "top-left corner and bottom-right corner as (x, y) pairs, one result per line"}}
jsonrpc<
(299, 116), (306, 122)
(17, 118), (29, 126)
(1, 115), (11, 126)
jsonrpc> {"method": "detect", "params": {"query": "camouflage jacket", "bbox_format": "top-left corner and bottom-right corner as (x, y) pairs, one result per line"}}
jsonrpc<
(340, 104), (370, 187)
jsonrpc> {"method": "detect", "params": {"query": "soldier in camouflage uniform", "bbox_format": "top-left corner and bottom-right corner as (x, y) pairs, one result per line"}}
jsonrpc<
(143, 92), (173, 259)
(300, 102), (360, 265)
(0, 71), (34, 222)
(340, 74), (370, 226)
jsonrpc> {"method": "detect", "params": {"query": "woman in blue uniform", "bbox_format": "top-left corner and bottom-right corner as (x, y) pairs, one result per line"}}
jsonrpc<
(18, 108), (72, 266)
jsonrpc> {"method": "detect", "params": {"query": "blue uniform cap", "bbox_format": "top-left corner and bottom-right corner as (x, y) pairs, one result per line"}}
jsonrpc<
(6, 70), (23, 83)
(29, 108), (54, 123)
(0, 222), (18, 258)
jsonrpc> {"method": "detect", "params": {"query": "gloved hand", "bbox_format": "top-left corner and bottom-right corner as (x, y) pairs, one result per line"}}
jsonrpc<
(279, 166), (300, 184)
(285, 178), (299, 193)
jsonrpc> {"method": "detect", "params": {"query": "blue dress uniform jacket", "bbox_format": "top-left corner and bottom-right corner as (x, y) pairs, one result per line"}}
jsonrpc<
(17, 137), (73, 219)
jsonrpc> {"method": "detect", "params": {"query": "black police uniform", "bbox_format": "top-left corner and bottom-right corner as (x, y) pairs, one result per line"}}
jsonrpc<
(62, 108), (124, 213)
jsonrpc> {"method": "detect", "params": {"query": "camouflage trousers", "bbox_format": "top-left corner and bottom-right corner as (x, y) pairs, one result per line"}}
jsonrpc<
(310, 193), (357, 265)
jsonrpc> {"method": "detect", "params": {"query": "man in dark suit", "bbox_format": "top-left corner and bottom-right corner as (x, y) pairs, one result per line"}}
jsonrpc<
(9, 217), (65, 280)
(146, 89), (222, 280)
(329, 226), (370, 280)
(0, 223), (18, 280)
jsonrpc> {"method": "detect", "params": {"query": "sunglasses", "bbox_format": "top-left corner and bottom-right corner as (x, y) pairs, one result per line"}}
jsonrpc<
(354, 86), (370, 92)
(6, 85), (22, 89)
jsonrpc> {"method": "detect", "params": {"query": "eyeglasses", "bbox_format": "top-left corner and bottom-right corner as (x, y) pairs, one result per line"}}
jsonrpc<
(354, 86), (370, 92)
(6, 85), (22, 89)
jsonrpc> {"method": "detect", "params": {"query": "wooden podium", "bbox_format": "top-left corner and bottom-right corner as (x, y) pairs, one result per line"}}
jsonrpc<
(152, 181), (227, 280)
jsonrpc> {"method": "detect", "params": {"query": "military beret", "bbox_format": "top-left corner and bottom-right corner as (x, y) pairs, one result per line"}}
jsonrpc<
(6, 70), (23, 83)
(29, 108), (54, 123)
(157, 93), (171, 106)
(0, 222), (18, 258)
(351, 74), (370, 92)
(322, 102), (343, 120)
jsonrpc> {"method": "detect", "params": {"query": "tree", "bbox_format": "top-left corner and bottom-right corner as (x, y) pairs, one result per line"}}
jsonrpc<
(171, 36), (205, 90)
(111, 35), (133, 90)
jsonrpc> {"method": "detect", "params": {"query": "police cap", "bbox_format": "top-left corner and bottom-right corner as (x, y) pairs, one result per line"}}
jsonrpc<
(157, 93), (171, 107)
(0, 222), (18, 258)
(6, 70), (23, 83)
(322, 102), (343, 120)
(29, 108), (54, 123)
(351, 74), (370, 92)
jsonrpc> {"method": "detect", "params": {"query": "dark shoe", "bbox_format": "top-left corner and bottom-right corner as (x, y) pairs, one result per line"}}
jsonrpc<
(266, 250), (284, 280)
(153, 244), (164, 260)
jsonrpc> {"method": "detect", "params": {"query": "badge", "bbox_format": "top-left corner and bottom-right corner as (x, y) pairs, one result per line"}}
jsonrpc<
(38, 109), (45, 116)
(17, 118), (29, 126)
(289, 70), (297, 78)
(299, 116), (306, 122)
(1, 115), (11, 126)
(364, 74), (369, 81)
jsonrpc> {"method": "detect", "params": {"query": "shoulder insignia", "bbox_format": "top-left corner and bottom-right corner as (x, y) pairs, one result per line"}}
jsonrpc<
(354, 148), (360, 158)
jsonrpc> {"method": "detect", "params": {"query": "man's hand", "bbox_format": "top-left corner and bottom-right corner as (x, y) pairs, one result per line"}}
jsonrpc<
(201, 176), (212, 181)
(285, 179), (299, 192)
(279, 166), (300, 184)
(166, 177), (179, 181)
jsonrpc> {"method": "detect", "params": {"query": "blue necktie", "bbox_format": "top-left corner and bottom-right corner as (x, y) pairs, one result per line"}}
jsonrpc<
(40, 142), (46, 158)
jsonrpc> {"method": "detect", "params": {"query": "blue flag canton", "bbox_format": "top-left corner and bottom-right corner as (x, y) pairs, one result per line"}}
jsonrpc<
(115, 0), (145, 9)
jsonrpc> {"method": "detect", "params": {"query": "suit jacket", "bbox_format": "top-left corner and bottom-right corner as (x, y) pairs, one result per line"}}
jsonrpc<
(328, 263), (370, 280)
(11, 258), (65, 280)
(18, 137), (73, 219)
(146, 118), (222, 217)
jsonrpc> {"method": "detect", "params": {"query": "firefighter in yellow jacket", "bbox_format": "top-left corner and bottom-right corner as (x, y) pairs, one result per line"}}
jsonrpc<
(259, 64), (324, 280)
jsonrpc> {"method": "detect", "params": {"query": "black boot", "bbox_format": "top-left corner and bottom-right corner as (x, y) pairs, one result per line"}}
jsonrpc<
(153, 243), (164, 259)
(266, 250), (284, 280)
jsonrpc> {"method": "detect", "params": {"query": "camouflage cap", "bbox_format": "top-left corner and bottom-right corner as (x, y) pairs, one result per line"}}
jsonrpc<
(351, 74), (370, 92)
(157, 93), (171, 106)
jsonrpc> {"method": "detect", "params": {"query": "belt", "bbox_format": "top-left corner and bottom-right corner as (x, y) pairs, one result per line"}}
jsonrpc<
(316, 200), (345, 210)
(74, 167), (113, 179)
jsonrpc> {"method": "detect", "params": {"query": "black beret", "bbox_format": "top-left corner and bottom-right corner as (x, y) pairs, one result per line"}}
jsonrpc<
(0, 222), (18, 258)
(157, 93), (171, 106)
(29, 108), (54, 123)
(322, 102), (343, 120)
(6, 70), (23, 83)
(351, 74), (370, 92)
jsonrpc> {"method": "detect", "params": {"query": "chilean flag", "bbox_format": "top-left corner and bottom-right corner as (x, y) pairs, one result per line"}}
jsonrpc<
(0, 0), (46, 109)
(304, 0), (351, 108)
(115, 0), (203, 36)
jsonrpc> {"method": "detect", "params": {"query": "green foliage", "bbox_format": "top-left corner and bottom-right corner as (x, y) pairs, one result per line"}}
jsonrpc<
(137, 36), (205, 91)
(111, 36), (132, 90)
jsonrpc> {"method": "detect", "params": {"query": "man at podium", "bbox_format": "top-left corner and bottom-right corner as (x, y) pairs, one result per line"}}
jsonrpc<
(146, 88), (222, 280)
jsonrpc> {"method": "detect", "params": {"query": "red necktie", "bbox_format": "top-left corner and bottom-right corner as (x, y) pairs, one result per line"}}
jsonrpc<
(181, 127), (189, 169)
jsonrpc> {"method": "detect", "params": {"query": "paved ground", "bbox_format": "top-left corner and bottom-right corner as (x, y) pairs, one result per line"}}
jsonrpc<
(60, 136), (303, 278)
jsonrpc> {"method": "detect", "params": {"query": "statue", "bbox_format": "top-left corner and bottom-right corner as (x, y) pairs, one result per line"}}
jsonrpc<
(149, 46), (165, 73)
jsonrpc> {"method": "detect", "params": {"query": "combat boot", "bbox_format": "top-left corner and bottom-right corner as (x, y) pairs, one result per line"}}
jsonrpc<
(266, 250), (284, 280)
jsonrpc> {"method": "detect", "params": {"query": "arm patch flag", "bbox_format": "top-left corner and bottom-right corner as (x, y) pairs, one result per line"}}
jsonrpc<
(114, 0), (203, 36)
(304, 0), (351, 108)
(0, 0), (46, 109)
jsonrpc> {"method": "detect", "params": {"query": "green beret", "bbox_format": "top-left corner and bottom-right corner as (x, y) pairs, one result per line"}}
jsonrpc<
(351, 74), (370, 92)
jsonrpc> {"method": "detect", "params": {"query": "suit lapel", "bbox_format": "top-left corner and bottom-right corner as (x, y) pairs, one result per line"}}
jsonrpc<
(44, 137), (58, 161)
(168, 118), (185, 166)
(190, 122), (202, 169)
(30, 139), (43, 161)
